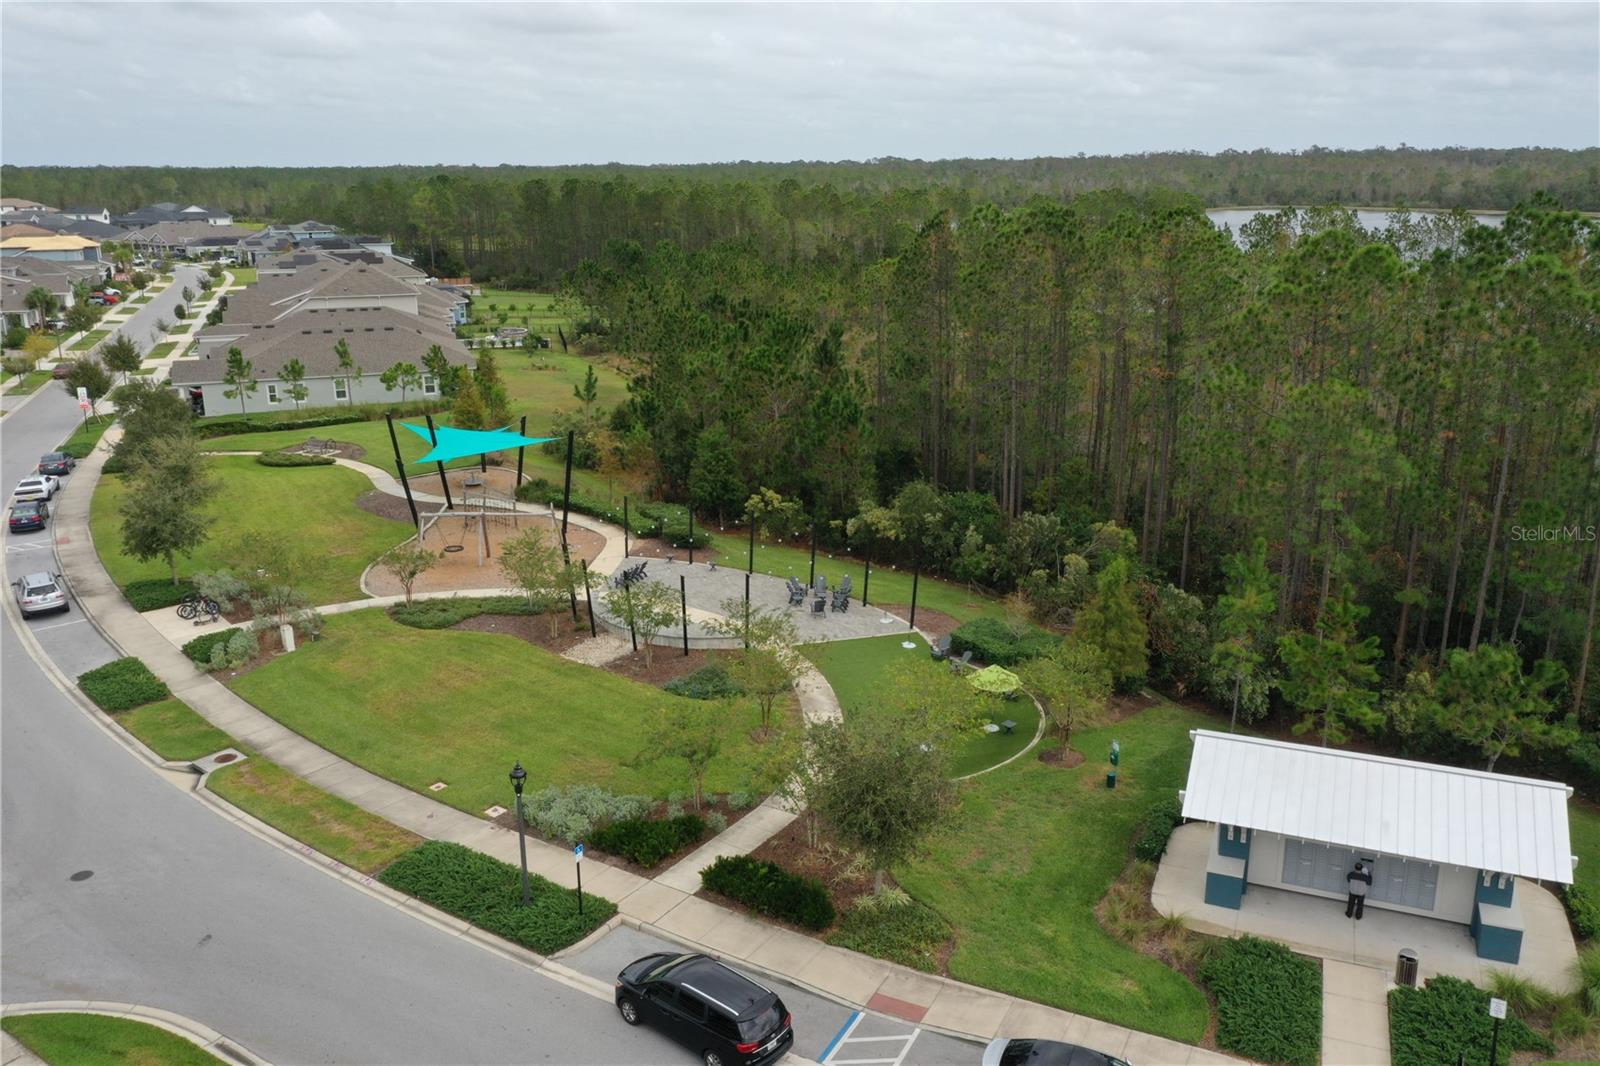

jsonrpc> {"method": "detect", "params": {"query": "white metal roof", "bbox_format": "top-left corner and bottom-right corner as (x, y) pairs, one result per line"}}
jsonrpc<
(1180, 730), (1576, 884)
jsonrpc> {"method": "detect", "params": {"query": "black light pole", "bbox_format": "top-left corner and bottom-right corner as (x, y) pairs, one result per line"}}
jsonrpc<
(623, 497), (630, 558)
(809, 517), (818, 587)
(625, 584), (637, 652)
(384, 413), (419, 530)
(687, 509), (695, 566)
(509, 762), (530, 906)
(909, 544), (921, 630)
(743, 572), (751, 650)
(862, 537), (872, 607)
(747, 521), (755, 573)
(581, 559), (597, 637)
(680, 575), (690, 657)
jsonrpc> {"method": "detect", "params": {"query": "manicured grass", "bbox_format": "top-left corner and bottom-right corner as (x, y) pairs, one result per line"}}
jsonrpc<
(801, 633), (1040, 776)
(711, 531), (1004, 626)
(129, 294), (152, 305)
(229, 610), (784, 813)
(58, 415), (114, 458)
(89, 455), (413, 604)
(132, 367), (157, 375)
(117, 698), (232, 760)
(467, 289), (573, 337)
(69, 329), (110, 350)
(169, 322), (193, 334)
(1571, 803), (1600, 899)
(894, 701), (1214, 1042)
(209, 756), (422, 874)
(2, 1013), (222, 1065)
(499, 352), (628, 422)
(229, 266), (258, 284)
(3, 369), (52, 395)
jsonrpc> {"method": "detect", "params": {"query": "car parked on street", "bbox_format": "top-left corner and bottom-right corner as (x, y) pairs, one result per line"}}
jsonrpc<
(8, 500), (50, 533)
(50, 362), (75, 379)
(37, 452), (75, 476)
(982, 1038), (1133, 1066)
(92, 292), (120, 305)
(615, 952), (793, 1066)
(13, 475), (60, 502)
(12, 571), (68, 616)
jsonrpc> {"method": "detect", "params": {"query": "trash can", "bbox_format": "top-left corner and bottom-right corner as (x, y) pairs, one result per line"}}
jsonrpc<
(1395, 948), (1419, 987)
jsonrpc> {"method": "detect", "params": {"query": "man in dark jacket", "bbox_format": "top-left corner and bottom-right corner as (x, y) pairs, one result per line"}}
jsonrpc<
(1346, 861), (1372, 919)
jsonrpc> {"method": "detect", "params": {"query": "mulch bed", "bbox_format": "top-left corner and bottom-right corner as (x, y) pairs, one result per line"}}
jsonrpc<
(874, 602), (960, 641)
(355, 489), (444, 523)
(1038, 745), (1086, 768)
(490, 793), (757, 878)
(602, 646), (720, 687)
(451, 610), (593, 657)
(622, 536), (726, 565)
(208, 622), (287, 681)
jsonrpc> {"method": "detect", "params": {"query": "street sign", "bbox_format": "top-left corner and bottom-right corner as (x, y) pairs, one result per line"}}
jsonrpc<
(75, 386), (89, 411)
(1488, 997), (1507, 1019)
(574, 843), (584, 862)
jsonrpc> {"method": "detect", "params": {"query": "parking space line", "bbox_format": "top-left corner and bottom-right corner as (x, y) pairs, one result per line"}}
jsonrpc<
(830, 1059), (901, 1065)
(818, 1011), (862, 1063)
(891, 1029), (921, 1066)
(32, 618), (87, 632)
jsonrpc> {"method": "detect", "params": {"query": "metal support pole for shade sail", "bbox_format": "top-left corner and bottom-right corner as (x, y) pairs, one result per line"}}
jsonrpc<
(910, 545), (921, 630)
(582, 559), (597, 637)
(862, 538), (872, 607)
(560, 429), (574, 550)
(516, 415), (527, 487)
(809, 517), (817, 587)
(625, 583), (637, 652)
(743, 572), (751, 650)
(680, 575), (689, 656)
(423, 413), (454, 509)
(384, 413), (419, 530)
(748, 522), (755, 574)
(622, 497), (630, 558)
(687, 509), (694, 566)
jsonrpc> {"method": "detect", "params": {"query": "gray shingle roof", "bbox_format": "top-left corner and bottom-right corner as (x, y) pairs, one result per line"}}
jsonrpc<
(169, 307), (471, 385)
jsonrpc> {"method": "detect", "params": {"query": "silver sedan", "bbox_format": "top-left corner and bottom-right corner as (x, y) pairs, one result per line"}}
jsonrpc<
(12, 572), (69, 616)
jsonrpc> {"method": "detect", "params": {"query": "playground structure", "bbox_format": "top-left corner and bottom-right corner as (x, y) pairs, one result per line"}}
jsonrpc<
(417, 475), (521, 567)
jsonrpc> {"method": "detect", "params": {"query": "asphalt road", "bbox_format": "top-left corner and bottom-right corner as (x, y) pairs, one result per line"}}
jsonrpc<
(0, 378), (685, 1065)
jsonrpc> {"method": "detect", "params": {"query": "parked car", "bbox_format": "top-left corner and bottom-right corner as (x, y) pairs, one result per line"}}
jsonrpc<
(13, 475), (60, 502)
(982, 1038), (1133, 1066)
(8, 500), (50, 532)
(44, 316), (67, 331)
(37, 452), (75, 476)
(92, 292), (120, 305)
(50, 362), (74, 379)
(12, 571), (68, 616)
(100, 286), (123, 297)
(615, 952), (793, 1066)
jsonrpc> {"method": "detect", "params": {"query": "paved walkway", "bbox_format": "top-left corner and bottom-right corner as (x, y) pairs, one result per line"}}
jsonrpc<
(58, 427), (1244, 1064)
(1320, 960), (1391, 1066)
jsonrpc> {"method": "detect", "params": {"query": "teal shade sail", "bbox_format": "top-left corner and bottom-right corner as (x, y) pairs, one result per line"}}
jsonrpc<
(399, 421), (557, 465)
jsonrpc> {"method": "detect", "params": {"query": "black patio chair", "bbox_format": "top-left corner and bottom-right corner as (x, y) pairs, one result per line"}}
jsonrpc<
(811, 598), (826, 616)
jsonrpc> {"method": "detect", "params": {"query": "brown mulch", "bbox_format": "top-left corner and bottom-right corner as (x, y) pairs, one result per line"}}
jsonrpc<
(623, 536), (726, 565)
(451, 610), (593, 657)
(874, 603), (960, 641)
(209, 622), (286, 681)
(1103, 689), (1163, 723)
(601, 646), (720, 687)
(287, 440), (366, 461)
(362, 518), (607, 597)
(1038, 746), (1086, 768)
(355, 489), (444, 523)
(490, 793), (757, 878)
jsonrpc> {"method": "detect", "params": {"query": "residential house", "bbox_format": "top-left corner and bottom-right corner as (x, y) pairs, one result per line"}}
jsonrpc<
(60, 206), (112, 225)
(4, 210), (128, 241)
(0, 256), (105, 327)
(193, 259), (433, 356)
(168, 307), (471, 415)
(123, 222), (251, 258)
(0, 234), (101, 262)
(0, 198), (54, 214)
(113, 202), (234, 228)
(263, 219), (340, 241)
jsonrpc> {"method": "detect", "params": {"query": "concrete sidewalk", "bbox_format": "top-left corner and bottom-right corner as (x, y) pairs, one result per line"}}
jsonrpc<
(1321, 960), (1391, 1066)
(56, 427), (1245, 1065)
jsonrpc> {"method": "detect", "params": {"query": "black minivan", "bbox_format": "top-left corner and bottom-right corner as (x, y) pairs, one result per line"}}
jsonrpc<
(616, 952), (793, 1066)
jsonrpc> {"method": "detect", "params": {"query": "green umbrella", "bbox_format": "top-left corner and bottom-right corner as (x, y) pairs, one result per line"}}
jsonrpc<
(968, 664), (1021, 695)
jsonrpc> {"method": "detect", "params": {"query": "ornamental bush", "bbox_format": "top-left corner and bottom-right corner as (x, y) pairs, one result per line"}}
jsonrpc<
(949, 617), (1059, 666)
(389, 596), (537, 630)
(1133, 795), (1185, 862)
(378, 841), (614, 954)
(700, 855), (835, 931)
(121, 578), (196, 611)
(255, 450), (335, 467)
(1563, 883), (1600, 940)
(590, 814), (706, 867)
(1388, 975), (1552, 1066)
(182, 627), (241, 666)
(663, 664), (743, 701)
(1198, 936), (1322, 1066)
(78, 656), (171, 712)
(826, 893), (951, 972)
(519, 785), (651, 845)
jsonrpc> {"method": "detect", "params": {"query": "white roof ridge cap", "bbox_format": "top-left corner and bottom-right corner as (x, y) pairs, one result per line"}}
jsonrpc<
(1191, 730), (1570, 791)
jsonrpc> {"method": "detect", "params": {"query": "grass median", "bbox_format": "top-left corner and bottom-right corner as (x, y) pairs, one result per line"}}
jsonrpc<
(2, 1013), (222, 1066)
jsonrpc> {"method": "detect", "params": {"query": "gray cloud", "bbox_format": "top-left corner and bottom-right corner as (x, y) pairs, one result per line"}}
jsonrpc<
(2, 1), (1594, 166)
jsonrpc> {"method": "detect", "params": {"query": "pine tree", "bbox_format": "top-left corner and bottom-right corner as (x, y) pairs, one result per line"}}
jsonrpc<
(1075, 556), (1149, 690)
(1278, 584), (1382, 746)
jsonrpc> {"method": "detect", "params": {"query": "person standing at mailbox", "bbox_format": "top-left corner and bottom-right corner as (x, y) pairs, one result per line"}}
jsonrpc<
(1346, 861), (1372, 919)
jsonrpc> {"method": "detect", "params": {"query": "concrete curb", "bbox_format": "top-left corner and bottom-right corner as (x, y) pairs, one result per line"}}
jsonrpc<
(0, 1002), (269, 1065)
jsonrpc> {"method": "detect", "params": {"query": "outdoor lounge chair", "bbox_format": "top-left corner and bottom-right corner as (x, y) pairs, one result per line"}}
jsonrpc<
(949, 649), (973, 672)
(930, 636), (952, 661)
(811, 598), (826, 616)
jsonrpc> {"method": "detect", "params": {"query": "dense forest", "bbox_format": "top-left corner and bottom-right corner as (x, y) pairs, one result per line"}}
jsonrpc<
(4, 146), (1597, 282)
(562, 189), (1600, 786)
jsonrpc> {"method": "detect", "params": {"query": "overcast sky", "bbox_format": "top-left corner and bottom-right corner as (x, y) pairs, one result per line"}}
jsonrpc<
(2, 2), (1595, 166)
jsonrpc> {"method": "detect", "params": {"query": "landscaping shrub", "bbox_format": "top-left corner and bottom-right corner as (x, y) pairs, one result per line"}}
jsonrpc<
(1563, 882), (1600, 941)
(1198, 936), (1321, 1066)
(121, 578), (196, 612)
(389, 596), (537, 630)
(209, 628), (259, 671)
(949, 617), (1059, 666)
(182, 627), (241, 666)
(1388, 975), (1552, 1066)
(826, 891), (952, 972)
(78, 657), (171, 712)
(520, 785), (651, 844)
(590, 814), (705, 867)
(377, 841), (614, 954)
(1133, 795), (1185, 862)
(255, 449), (335, 467)
(700, 854), (835, 931)
(193, 400), (446, 439)
(663, 663), (743, 700)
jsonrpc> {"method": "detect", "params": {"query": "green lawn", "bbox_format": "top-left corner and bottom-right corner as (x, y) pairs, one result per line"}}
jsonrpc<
(895, 700), (1213, 1042)
(90, 456), (413, 603)
(69, 329), (110, 350)
(712, 532), (1004, 626)
(58, 415), (114, 458)
(210, 756), (422, 874)
(116, 698), (231, 760)
(2, 1013), (221, 1066)
(149, 342), (178, 360)
(498, 352), (628, 422)
(466, 289), (574, 338)
(229, 266), (258, 285)
(1570, 802), (1600, 899)
(802, 634), (1039, 776)
(230, 610), (783, 813)
(3, 369), (52, 395)
(169, 322), (193, 334)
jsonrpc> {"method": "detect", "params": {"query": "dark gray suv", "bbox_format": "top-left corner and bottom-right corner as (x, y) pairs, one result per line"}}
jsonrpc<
(615, 952), (793, 1066)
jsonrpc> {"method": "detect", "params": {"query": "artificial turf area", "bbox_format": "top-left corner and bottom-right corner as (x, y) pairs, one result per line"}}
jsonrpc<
(228, 609), (785, 813)
(2, 1013), (223, 1065)
(90, 455), (414, 604)
(802, 633), (1040, 776)
(895, 700), (1215, 1043)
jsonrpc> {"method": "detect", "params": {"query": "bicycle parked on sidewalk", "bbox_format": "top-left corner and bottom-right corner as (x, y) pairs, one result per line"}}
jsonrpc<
(175, 591), (221, 622)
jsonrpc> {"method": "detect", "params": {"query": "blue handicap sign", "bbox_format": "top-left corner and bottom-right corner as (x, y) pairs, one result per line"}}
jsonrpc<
(575, 843), (584, 860)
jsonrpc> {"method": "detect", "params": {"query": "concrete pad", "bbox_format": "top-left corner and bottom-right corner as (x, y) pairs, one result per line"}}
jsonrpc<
(995, 999), (1080, 1043)
(875, 968), (943, 1008)
(655, 895), (734, 943)
(1323, 959), (1390, 1005)
(302, 759), (397, 806)
(795, 945), (892, 1005)
(1321, 1036), (1390, 1066)
(580, 862), (647, 901)
(745, 926), (827, 978)
(1065, 1019), (1132, 1059)
(1122, 1031), (1198, 1066)
(697, 907), (778, 961)
(1185, 1050), (1247, 1065)
(920, 983), (1010, 1040)
(617, 880), (688, 925)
